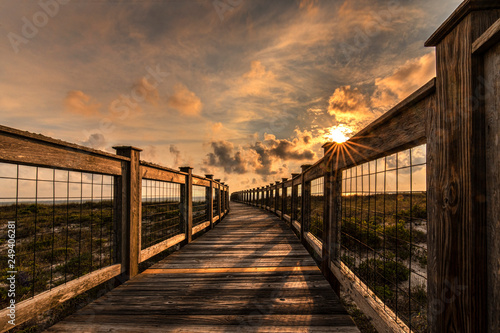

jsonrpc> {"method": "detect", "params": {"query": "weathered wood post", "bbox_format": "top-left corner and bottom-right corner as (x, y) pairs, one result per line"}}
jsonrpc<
(425, 2), (500, 332)
(269, 184), (273, 210)
(281, 178), (288, 220)
(180, 167), (193, 243)
(205, 174), (214, 229)
(322, 142), (341, 296)
(291, 173), (299, 224)
(113, 146), (142, 279)
(215, 179), (222, 222)
(265, 185), (269, 210)
(300, 165), (311, 243)
(221, 182), (226, 213)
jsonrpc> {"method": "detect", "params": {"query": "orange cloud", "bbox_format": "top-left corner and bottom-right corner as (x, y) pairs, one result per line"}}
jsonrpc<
(299, 0), (319, 15)
(64, 90), (101, 117)
(327, 85), (374, 131)
(371, 52), (436, 109)
(132, 77), (160, 106)
(167, 83), (203, 116)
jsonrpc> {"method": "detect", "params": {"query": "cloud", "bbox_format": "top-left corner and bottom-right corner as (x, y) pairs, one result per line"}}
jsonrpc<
(243, 61), (275, 80)
(237, 61), (278, 97)
(131, 77), (160, 106)
(262, 133), (316, 160)
(64, 90), (101, 117)
(141, 145), (157, 162)
(82, 133), (106, 150)
(327, 85), (374, 130)
(169, 144), (181, 166)
(167, 83), (203, 116)
(298, 0), (319, 15)
(204, 132), (317, 179)
(206, 141), (250, 174)
(371, 52), (436, 109)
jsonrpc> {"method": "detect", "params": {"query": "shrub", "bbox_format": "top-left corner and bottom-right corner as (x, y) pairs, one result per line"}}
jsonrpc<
(357, 258), (410, 285)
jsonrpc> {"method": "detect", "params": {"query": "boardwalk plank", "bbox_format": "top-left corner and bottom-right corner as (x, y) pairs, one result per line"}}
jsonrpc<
(45, 203), (359, 332)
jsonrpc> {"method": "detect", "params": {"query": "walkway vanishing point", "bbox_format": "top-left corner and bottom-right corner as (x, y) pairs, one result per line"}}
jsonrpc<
(46, 202), (360, 332)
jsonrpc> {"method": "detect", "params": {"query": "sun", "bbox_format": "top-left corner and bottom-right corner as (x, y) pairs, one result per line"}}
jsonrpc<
(325, 125), (351, 143)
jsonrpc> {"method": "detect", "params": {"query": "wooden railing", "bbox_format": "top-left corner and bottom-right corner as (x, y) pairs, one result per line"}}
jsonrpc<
(233, 2), (500, 332)
(0, 126), (229, 332)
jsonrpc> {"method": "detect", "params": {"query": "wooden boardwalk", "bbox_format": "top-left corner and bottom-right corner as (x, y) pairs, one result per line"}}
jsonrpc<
(46, 203), (359, 332)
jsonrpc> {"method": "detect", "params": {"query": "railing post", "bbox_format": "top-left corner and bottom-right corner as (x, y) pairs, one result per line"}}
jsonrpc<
(322, 142), (341, 296)
(205, 174), (214, 229)
(215, 179), (222, 221)
(221, 182), (226, 214)
(424, 3), (500, 332)
(281, 178), (288, 220)
(275, 181), (280, 214)
(180, 167), (193, 243)
(300, 165), (311, 243)
(113, 146), (142, 279)
(291, 173), (299, 224)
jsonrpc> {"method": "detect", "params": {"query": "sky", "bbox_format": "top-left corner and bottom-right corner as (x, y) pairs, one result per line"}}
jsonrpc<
(0, 0), (462, 192)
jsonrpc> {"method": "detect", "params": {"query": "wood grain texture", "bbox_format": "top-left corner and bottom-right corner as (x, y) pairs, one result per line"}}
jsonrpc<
(0, 264), (121, 333)
(473, 18), (500, 53)
(485, 41), (500, 333)
(192, 176), (210, 187)
(115, 147), (142, 278)
(0, 130), (124, 175)
(427, 9), (500, 333)
(192, 221), (210, 235)
(141, 165), (185, 184)
(46, 203), (359, 333)
(140, 234), (186, 263)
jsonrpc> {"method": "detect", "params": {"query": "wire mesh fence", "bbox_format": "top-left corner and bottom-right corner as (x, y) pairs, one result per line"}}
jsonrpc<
(192, 185), (208, 226)
(213, 187), (219, 218)
(0, 162), (117, 308)
(277, 188), (282, 212)
(309, 177), (324, 241)
(340, 144), (427, 332)
(293, 184), (302, 222)
(284, 186), (291, 216)
(141, 179), (182, 250)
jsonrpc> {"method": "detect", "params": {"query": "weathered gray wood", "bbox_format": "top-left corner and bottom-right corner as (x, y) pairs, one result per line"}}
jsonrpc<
(140, 234), (185, 263)
(140, 164), (185, 184)
(485, 40), (500, 333)
(426, 6), (500, 332)
(473, 18), (500, 53)
(114, 146), (142, 278)
(0, 126), (126, 175)
(0, 264), (121, 333)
